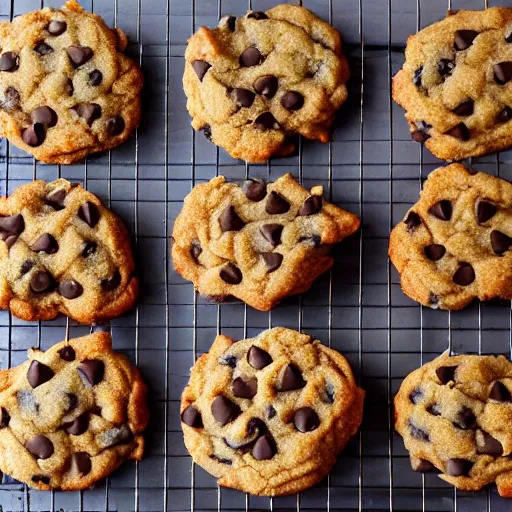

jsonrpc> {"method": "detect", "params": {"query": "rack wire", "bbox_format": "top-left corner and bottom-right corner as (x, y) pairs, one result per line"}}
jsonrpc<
(0, 0), (510, 510)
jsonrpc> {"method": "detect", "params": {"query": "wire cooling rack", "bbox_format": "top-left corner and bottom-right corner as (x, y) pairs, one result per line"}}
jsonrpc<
(1, 0), (512, 510)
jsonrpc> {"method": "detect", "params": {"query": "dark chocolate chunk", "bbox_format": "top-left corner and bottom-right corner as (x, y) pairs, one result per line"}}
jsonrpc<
(101, 270), (121, 291)
(67, 46), (93, 67)
(192, 60), (211, 81)
(22, 123), (46, 147)
(239, 47), (261, 67)
(181, 405), (203, 428)
(299, 195), (322, 216)
(262, 252), (283, 272)
(414, 459), (438, 473)
(490, 381), (511, 402)
(266, 405), (276, 419)
(252, 434), (276, 460)
(429, 200), (452, 220)
(424, 244), (446, 261)
(210, 454), (232, 465)
(281, 91), (304, 111)
(409, 422), (429, 442)
(26, 435), (54, 459)
(32, 106), (57, 127)
(453, 263), (475, 286)
(260, 224), (283, 247)
(75, 103), (101, 126)
(247, 345), (272, 369)
(65, 413), (89, 435)
(266, 191), (290, 214)
(20, 260), (34, 276)
(494, 62), (512, 84)
(31, 233), (58, 254)
(491, 230), (512, 255)
(82, 241), (97, 257)
(253, 75), (278, 99)
(411, 130), (430, 143)
(211, 396), (241, 426)
(88, 69), (102, 86)
(78, 359), (105, 386)
(477, 201), (496, 223)
(32, 474), (50, 484)
(220, 263), (242, 285)
(219, 355), (237, 368)
(45, 189), (66, 210)
(446, 458), (473, 477)
(0, 52), (19, 72)
(78, 202), (100, 227)
(454, 30), (478, 51)
(58, 280), (83, 299)
(234, 88), (255, 108)
(276, 363), (306, 392)
(48, 20), (67, 35)
(1, 86), (20, 111)
(106, 116), (125, 136)
(72, 452), (91, 475)
(436, 365), (457, 384)
(254, 112), (279, 130)
(242, 179), (267, 201)
(477, 430), (503, 456)
(232, 376), (257, 399)
(58, 345), (75, 362)
(426, 403), (441, 416)
(413, 67), (423, 86)
(409, 388), (423, 404)
(444, 123), (470, 141)
(405, 211), (421, 232)
(30, 271), (54, 293)
(247, 11), (268, 20)
(293, 407), (320, 433)
(496, 106), (512, 123)
(452, 100), (474, 116)
(219, 205), (245, 232)
(0, 213), (24, 237)
(220, 15), (236, 31)
(454, 406), (476, 430)
(438, 58), (455, 77)
(34, 42), (53, 56)
(0, 407), (10, 428)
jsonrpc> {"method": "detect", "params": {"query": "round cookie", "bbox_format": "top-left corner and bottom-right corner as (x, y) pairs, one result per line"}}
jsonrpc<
(180, 327), (365, 496)
(0, 331), (149, 490)
(0, 178), (138, 324)
(183, 5), (349, 162)
(395, 352), (512, 497)
(0, 0), (143, 164)
(393, 7), (512, 161)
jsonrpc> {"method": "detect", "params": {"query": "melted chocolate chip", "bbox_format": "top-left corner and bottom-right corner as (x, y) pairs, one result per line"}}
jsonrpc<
(1, 86), (19, 111)
(65, 413), (89, 435)
(219, 263), (242, 285)
(491, 230), (512, 255)
(234, 88), (255, 107)
(0, 407), (10, 428)
(405, 211), (421, 232)
(446, 458), (473, 477)
(262, 252), (283, 272)
(58, 345), (75, 361)
(444, 123), (470, 141)
(260, 224), (283, 247)
(414, 459), (438, 473)
(45, 189), (66, 210)
(247, 346), (272, 369)
(219, 205), (245, 232)
(72, 452), (91, 475)
(20, 260), (34, 276)
(477, 201), (496, 223)
(438, 58), (455, 77)
(75, 103), (101, 126)
(247, 11), (268, 20)
(211, 396), (241, 426)
(219, 15), (236, 31)
(490, 381), (511, 402)
(58, 280), (83, 299)
(424, 244), (446, 261)
(26, 435), (54, 459)
(281, 91), (304, 111)
(32, 106), (57, 127)
(436, 365), (457, 384)
(477, 430), (503, 456)
(409, 422), (429, 442)
(266, 191), (290, 214)
(101, 270), (121, 291)
(48, 20), (67, 35)
(106, 116), (125, 136)
(78, 202), (100, 227)
(495, 62), (512, 84)
(454, 30), (478, 51)
(429, 200), (452, 221)
(293, 407), (320, 433)
(210, 454), (232, 465)
(453, 263), (475, 286)
(34, 42), (53, 56)
(0, 52), (19, 72)
(253, 75), (278, 99)
(496, 106), (512, 123)
(242, 179), (267, 201)
(82, 241), (97, 257)
(67, 46), (93, 67)
(252, 434), (276, 460)
(192, 60), (211, 81)
(411, 130), (430, 143)
(413, 67), (423, 86)
(409, 388), (423, 404)
(277, 363), (306, 392)
(31, 233), (58, 254)
(88, 69), (102, 86)
(181, 405), (203, 428)
(239, 47), (261, 67)
(78, 359), (105, 386)
(454, 406), (476, 430)
(232, 376), (257, 399)
(299, 195), (322, 216)
(452, 100), (474, 116)
(254, 112), (279, 130)
(22, 123), (46, 147)
(30, 271), (54, 293)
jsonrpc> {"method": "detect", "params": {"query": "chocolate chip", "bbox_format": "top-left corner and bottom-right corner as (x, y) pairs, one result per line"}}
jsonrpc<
(409, 388), (423, 404)
(445, 123), (470, 141)
(453, 263), (475, 286)
(414, 459), (438, 473)
(22, 124), (46, 147)
(477, 430), (503, 456)
(34, 42), (53, 56)
(48, 20), (67, 35)
(1, 86), (19, 110)
(413, 67), (423, 86)
(88, 69), (102, 86)
(298, 195), (322, 216)
(72, 452), (91, 475)
(31, 233), (58, 254)
(242, 179), (267, 201)
(32, 474), (50, 484)
(219, 355), (237, 368)
(220, 263), (242, 285)
(192, 60), (211, 81)
(45, 189), (66, 210)
(32, 106), (57, 128)
(252, 434), (276, 460)
(477, 201), (496, 223)
(239, 47), (261, 67)
(101, 270), (121, 291)
(429, 200), (452, 221)
(266, 191), (290, 214)
(181, 405), (203, 428)
(26, 435), (54, 459)
(436, 365), (457, 384)
(262, 252), (283, 272)
(234, 88), (255, 107)
(454, 30), (478, 50)
(281, 91), (304, 111)
(293, 407), (320, 433)
(78, 202), (100, 227)
(219, 205), (245, 232)
(247, 11), (268, 20)
(490, 381), (511, 402)
(411, 130), (430, 143)
(491, 230), (512, 255)
(82, 241), (97, 257)
(409, 422), (429, 442)
(232, 376), (257, 399)
(277, 363), (306, 392)
(452, 100), (474, 116)
(75, 103), (101, 126)
(424, 244), (446, 261)
(254, 112), (279, 130)
(267, 405), (276, 419)
(496, 106), (512, 123)
(260, 224), (283, 247)
(106, 116), (125, 136)
(58, 345), (75, 361)
(253, 75), (278, 99)
(67, 46), (93, 67)
(247, 346), (272, 369)
(78, 359), (104, 386)
(0, 407), (10, 428)
(20, 260), (34, 276)
(190, 240), (202, 262)
(426, 403), (441, 416)
(65, 413), (89, 435)
(438, 59), (455, 77)
(210, 454), (232, 465)
(219, 15), (236, 31)
(211, 396), (241, 426)
(446, 458), (473, 477)
(495, 62), (512, 84)
(201, 124), (212, 141)
(405, 211), (421, 232)
(58, 280), (83, 299)
(454, 406), (476, 430)
(30, 271), (54, 293)
(0, 52), (18, 72)
(0, 214), (24, 238)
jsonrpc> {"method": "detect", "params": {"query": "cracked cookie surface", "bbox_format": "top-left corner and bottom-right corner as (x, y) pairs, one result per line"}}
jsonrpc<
(389, 163), (512, 310)
(0, 331), (148, 490)
(395, 352), (512, 497)
(180, 327), (364, 496)
(0, 0), (142, 164)
(393, 7), (512, 161)
(0, 178), (138, 323)
(171, 173), (360, 311)
(183, 4), (349, 162)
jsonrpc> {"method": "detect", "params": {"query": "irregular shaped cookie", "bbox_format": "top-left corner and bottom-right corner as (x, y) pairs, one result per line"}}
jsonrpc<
(181, 327), (364, 496)
(171, 173), (360, 311)
(395, 352), (512, 496)
(0, 0), (142, 164)
(183, 5), (349, 162)
(0, 178), (138, 323)
(389, 163), (512, 310)
(393, 8), (512, 161)
(0, 331), (148, 490)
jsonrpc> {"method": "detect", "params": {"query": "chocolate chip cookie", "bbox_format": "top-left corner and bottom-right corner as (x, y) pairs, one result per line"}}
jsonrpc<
(0, 0), (142, 164)
(0, 331), (149, 490)
(181, 327), (364, 496)
(171, 173), (360, 311)
(393, 7), (512, 161)
(395, 352), (512, 496)
(0, 178), (138, 323)
(183, 5), (349, 162)
(389, 163), (512, 310)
